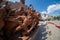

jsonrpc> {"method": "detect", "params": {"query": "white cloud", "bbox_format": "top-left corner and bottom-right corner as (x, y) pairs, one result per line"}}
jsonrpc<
(41, 4), (60, 19)
(47, 4), (60, 14)
(41, 11), (47, 14)
(41, 4), (60, 14)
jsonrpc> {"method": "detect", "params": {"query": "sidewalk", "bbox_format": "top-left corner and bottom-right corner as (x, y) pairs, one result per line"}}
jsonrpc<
(46, 21), (60, 40)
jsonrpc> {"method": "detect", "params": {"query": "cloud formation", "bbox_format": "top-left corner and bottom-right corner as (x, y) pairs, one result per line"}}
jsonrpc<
(47, 4), (60, 14)
(41, 4), (60, 14)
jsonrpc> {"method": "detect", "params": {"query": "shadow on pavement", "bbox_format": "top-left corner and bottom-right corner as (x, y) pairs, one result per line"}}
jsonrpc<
(32, 24), (48, 40)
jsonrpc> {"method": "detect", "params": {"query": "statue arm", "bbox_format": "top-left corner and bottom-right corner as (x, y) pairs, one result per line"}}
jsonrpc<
(27, 22), (36, 33)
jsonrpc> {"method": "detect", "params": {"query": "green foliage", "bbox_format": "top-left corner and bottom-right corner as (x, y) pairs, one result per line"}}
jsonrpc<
(53, 15), (60, 20)
(47, 18), (51, 21)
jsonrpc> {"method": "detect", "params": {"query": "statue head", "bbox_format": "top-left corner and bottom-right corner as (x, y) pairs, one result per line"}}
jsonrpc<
(20, 0), (25, 4)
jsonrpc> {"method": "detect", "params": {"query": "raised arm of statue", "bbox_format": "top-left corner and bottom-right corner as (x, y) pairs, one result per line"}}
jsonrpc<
(15, 16), (29, 32)
(27, 21), (36, 33)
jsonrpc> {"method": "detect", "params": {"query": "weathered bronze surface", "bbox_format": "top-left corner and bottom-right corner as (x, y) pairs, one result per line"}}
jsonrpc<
(0, 0), (42, 40)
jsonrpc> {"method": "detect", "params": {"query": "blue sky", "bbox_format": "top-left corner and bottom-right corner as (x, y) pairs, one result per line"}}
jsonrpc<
(9, 0), (60, 16)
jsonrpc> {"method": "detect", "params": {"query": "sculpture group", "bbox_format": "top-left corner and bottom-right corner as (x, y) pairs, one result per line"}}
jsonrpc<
(0, 0), (42, 40)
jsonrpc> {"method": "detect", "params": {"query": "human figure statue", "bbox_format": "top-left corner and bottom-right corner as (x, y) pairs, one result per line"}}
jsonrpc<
(20, 0), (25, 4)
(0, 0), (8, 31)
(20, 0), (25, 6)
(15, 16), (29, 32)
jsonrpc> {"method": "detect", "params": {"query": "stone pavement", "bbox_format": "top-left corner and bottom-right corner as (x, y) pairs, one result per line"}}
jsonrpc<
(31, 21), (60, 40)
(46, 21), (60, 40)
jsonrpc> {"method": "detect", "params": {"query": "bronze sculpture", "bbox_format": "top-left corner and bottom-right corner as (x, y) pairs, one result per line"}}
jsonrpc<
(0, 0), (42, 40)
